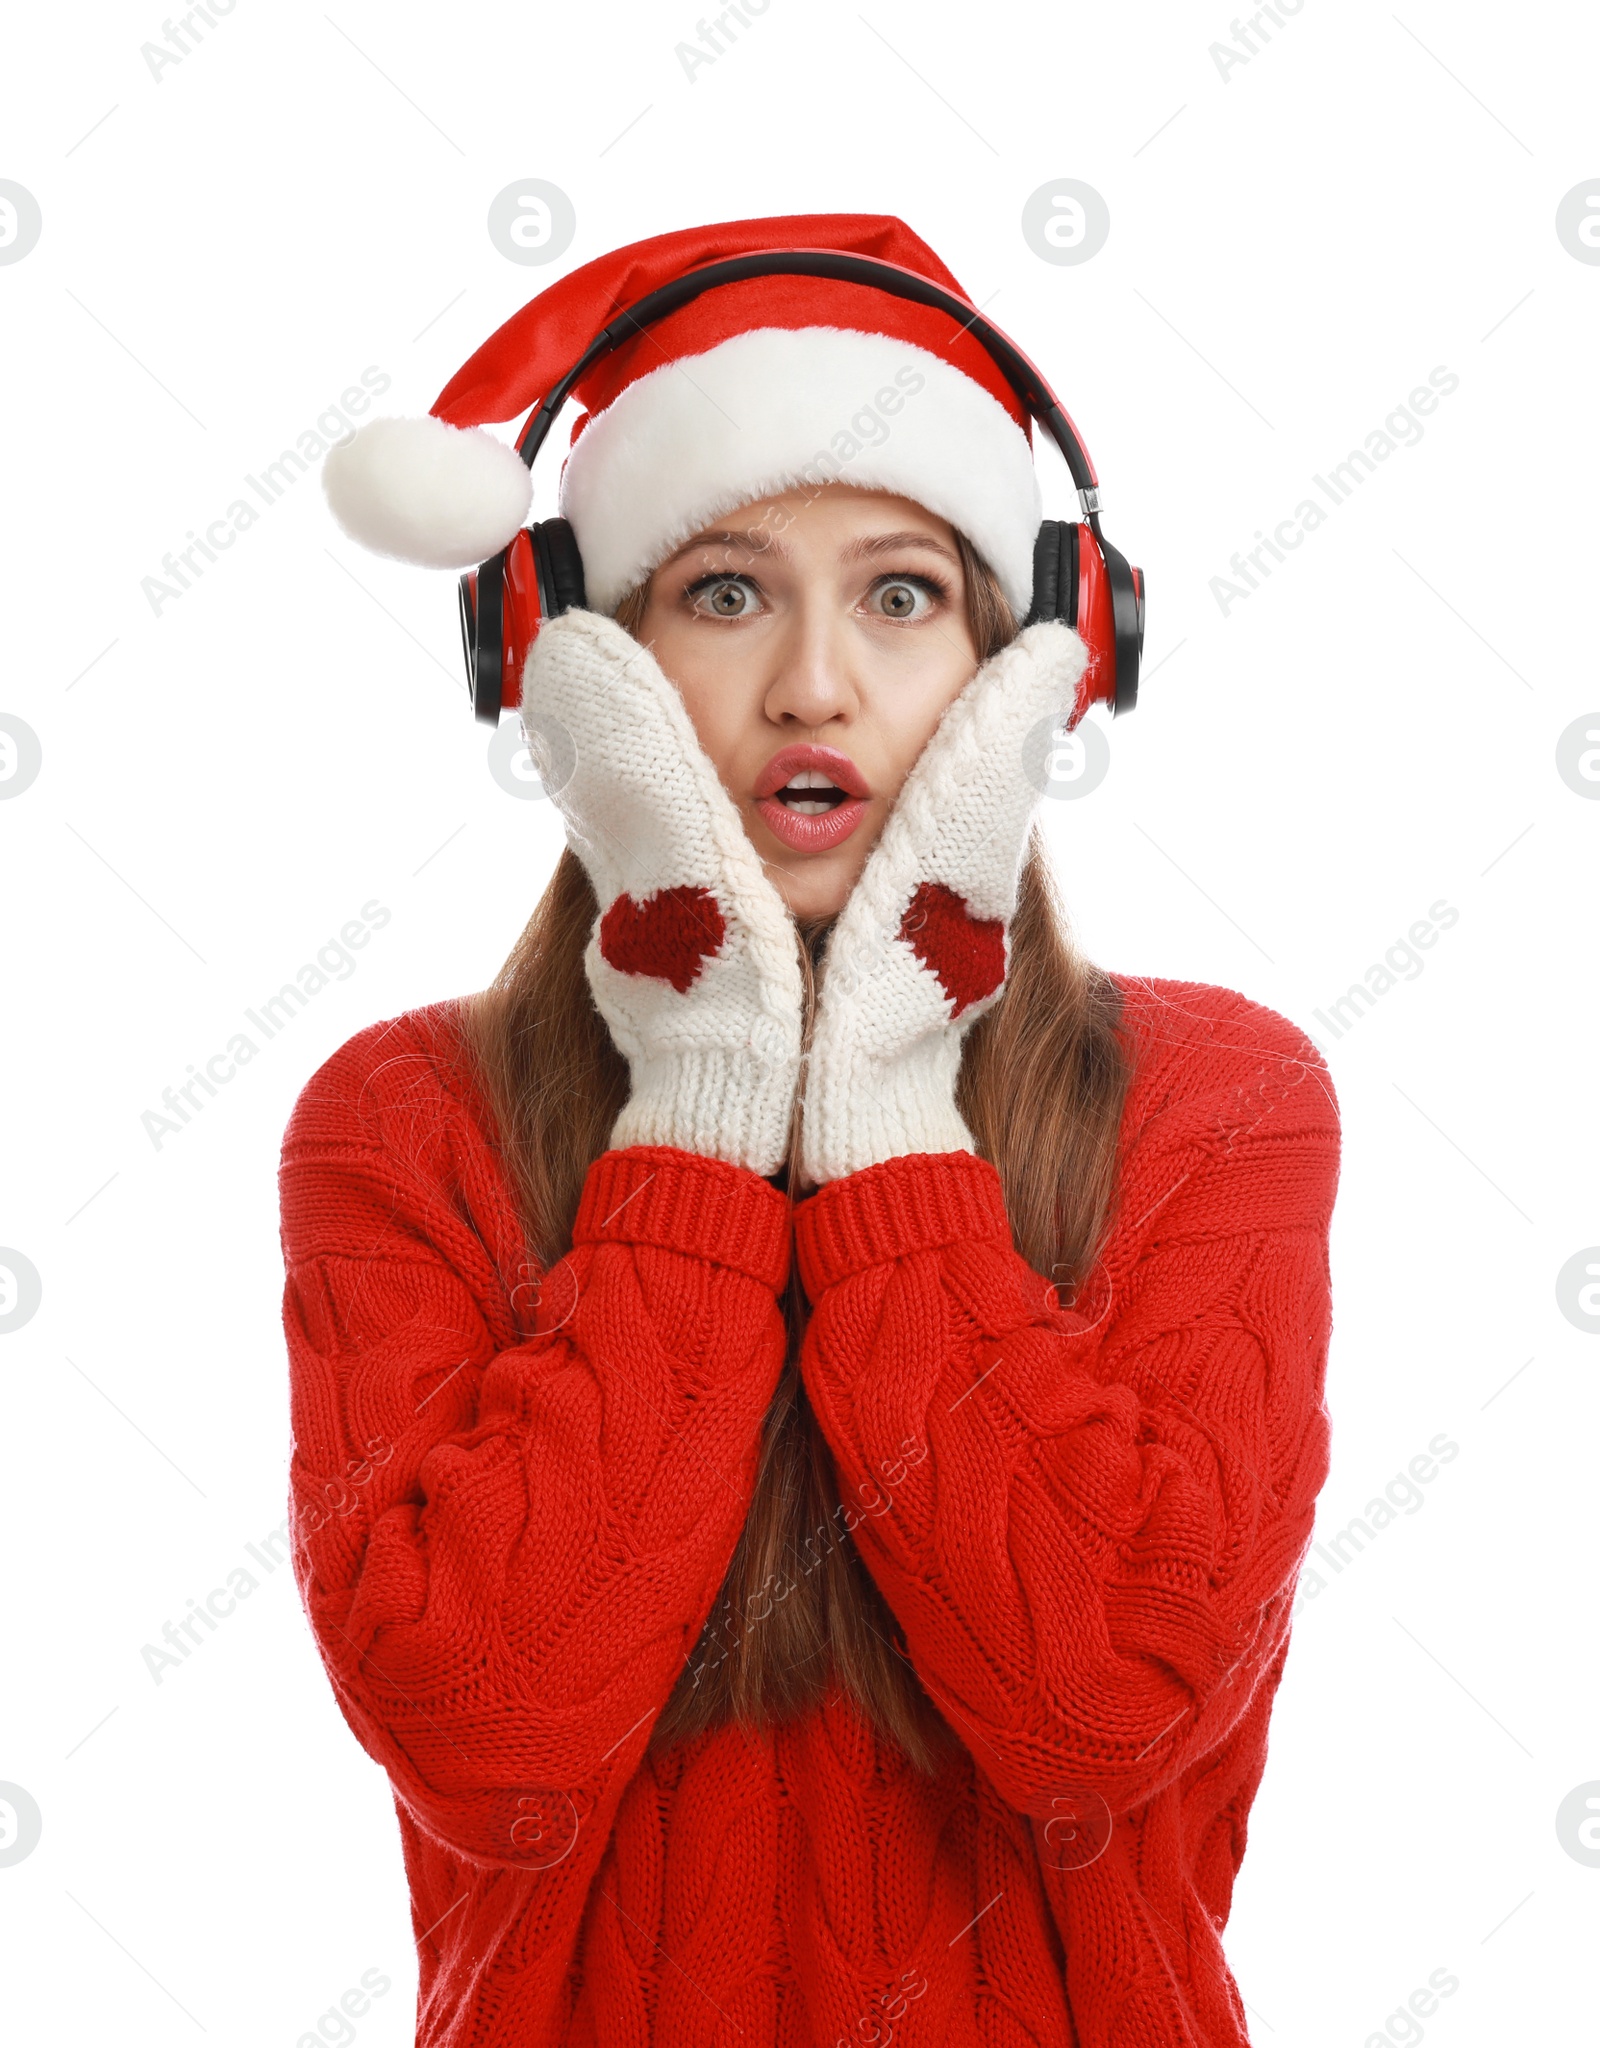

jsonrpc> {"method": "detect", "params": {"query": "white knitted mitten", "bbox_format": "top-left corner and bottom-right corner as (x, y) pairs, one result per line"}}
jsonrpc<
(519, 610), (803, 1175)
(799, 620), (1089, 1186)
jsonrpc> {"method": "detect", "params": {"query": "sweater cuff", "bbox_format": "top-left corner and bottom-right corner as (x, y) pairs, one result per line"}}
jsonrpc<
(793, 1150), (1012, 1294)
(573, 1145), (792, 1293)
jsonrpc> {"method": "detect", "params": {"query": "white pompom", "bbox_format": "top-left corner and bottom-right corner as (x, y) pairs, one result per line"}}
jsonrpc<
(322, 414), (533, 569)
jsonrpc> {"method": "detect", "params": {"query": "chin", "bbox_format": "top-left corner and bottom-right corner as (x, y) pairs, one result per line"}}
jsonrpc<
(749, 815), (871, 923)
(776, 874), (852, 923)
(763, 848), (861, 923)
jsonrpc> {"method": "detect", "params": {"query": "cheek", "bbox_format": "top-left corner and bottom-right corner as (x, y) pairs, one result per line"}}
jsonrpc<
(670, 679), (735, 770)
(872, 659), (977, 800)
(643, 635), (753, 783)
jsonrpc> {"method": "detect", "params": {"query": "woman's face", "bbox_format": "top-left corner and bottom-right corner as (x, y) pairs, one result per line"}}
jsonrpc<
(631, 485), (982, 920)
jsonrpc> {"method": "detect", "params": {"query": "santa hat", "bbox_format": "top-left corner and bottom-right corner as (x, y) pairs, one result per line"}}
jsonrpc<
(324, 213), (1043, 620)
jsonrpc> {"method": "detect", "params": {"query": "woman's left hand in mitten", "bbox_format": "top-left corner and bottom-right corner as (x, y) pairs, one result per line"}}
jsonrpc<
(798, 619), (1088, 1189)
(519, 609), (804, 1177)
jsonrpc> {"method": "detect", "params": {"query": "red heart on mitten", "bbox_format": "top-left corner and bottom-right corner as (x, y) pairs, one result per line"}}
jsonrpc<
(897, 880), (1006, 1018)
(599, 885), (727, 994)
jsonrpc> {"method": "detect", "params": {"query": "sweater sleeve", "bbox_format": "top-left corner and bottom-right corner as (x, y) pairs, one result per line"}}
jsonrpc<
(790, 1028), (1340, 1828)
(279, 1030), (791, 1878)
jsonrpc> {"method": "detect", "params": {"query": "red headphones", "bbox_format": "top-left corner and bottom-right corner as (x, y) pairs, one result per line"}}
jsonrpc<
(458, 250), (1144, 727)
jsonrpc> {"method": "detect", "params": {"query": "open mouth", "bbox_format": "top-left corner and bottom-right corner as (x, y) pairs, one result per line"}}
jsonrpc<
(754, 744), (871, 851)
(772, 770), (852, 816)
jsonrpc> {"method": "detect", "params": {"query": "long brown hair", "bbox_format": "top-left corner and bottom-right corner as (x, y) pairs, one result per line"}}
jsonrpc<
(454, 530), (1134, 1772)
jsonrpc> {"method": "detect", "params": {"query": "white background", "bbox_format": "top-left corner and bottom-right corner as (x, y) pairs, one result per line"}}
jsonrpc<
(2, 1), (1597, 2043)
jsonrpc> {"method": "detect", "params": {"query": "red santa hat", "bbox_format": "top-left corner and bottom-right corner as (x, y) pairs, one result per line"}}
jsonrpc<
(323, 213), (1044, 620)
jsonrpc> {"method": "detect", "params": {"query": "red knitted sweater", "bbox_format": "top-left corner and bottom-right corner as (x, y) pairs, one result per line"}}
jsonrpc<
(278, 974), (1340, 2048)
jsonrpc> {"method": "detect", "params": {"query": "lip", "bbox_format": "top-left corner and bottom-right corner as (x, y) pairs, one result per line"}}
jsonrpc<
(754, 744), (871, 801)
(752, 742), (872, 854)
(755, 793), (868, 852)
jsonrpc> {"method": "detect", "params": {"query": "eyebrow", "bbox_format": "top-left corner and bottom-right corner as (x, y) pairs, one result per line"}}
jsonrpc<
(657, 526), (960, 571)
(658, 528), (784, 568)
(840, 530), (960, 567)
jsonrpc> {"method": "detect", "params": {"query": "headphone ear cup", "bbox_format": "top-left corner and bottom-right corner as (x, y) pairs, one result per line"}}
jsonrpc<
(457, 568), (479, 708)
(461, 530), (544, 726)
(533, 517), (588, 618)
(1073, 525), (1111, 714)
(477, 520), (587, 721)
(1096, 535), (1144, 716)
(498, 529), (542, 718)
(1069, 525), (1146, 717)
(1027, 519), (1144, 716)
(1026, 520), (1077, 629)
(461, 549), (508, 726)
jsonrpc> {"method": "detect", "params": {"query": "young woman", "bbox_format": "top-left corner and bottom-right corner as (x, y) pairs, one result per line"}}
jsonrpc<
(284, 214), (1341, 2047)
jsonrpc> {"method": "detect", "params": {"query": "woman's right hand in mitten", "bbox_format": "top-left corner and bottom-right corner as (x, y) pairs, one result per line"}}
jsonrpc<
(518, 608), (803, 1177)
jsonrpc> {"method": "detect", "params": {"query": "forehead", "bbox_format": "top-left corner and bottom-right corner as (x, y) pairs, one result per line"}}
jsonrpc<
(670, 486), (960, 566)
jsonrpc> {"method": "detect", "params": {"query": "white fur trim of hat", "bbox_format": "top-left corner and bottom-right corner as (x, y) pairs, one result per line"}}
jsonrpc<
(322, 414), (533, 571)
(558, 327), (1041, 618)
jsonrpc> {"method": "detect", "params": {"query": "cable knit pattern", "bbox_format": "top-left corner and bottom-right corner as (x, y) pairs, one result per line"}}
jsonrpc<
(279, 976), (1341, 2047)
(520, 608), (805, 1175)
(800, 620), (1088, 1185)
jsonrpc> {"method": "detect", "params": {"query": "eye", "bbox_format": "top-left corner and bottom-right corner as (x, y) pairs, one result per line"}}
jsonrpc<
(687, 573), (762, 618)
(868, 574), (945, 621)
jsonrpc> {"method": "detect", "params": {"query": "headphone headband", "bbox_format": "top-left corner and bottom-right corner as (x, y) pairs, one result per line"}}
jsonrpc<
(458, 246), (1143, 726)
(511, 247), (1107, 531)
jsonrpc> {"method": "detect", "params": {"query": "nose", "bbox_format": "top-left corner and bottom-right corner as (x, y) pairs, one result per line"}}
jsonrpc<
(761, 599), (859, 731)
